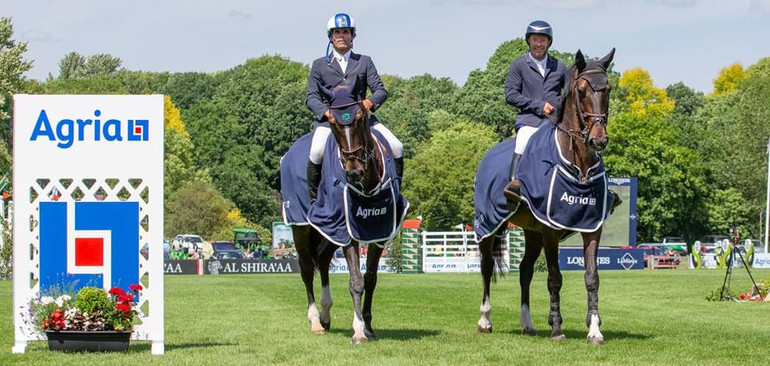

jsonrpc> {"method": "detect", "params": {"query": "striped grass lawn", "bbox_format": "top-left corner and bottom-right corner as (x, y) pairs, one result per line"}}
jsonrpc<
(1, 268), (769, 365)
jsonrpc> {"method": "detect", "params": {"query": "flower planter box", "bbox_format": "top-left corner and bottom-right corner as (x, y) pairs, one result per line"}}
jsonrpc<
(45, 330), (131, 352)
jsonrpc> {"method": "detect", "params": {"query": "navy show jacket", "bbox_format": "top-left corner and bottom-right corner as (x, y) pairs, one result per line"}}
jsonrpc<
(504, 52), (569, 129)
(306, 52), (387, 123)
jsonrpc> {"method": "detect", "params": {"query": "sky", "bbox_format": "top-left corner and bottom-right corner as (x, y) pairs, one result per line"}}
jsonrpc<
(5, 0), (770, 93)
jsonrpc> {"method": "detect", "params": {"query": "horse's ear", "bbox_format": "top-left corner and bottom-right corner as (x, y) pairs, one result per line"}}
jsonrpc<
(598, 48), (615, 70)
(575, 49), (586, 71)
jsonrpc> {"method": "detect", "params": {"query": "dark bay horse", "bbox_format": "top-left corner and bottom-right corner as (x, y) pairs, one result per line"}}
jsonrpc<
(285, 82), (405, 344)
(474, 49), (617, 344)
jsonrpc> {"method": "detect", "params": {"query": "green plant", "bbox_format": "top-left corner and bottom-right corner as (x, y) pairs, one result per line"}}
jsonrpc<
(29, 284), (143, 332)
(75, 287), (112, 314)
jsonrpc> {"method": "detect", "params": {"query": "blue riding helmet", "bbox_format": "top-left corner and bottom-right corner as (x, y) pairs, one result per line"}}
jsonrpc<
(525, 20), (553, 44)
(327, 13), (357, 38)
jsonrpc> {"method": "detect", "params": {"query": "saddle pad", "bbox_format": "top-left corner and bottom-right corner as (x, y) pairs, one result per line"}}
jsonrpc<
(280, 133), (312, 225)
(301, 129), (409, 247)
(473, 124), (613, 241)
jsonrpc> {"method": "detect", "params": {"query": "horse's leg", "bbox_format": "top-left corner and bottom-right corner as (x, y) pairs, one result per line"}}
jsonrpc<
(343, 243), (367, 344)
(317, 241), (337, 332)
(542, 229), (565, 340)
(294, 226), (324, 334)
(519, 229), (544, 336)
(477, 233), (497, 333)
(582, 229), (604, 345)
(362, 243), (384, 339)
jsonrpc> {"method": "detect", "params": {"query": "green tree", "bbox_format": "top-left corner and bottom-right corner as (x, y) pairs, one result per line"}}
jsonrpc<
(57, 52), (122, 79)
(164, 180), (234, 239)
(403, 121), (498, 230)
(0, 17), (33, 151)
(163, 96), (209, 199)
(605, 68), (706, 241)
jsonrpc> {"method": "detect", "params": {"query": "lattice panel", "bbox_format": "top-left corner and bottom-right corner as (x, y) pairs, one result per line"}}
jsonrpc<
(19, 177), (154, 340)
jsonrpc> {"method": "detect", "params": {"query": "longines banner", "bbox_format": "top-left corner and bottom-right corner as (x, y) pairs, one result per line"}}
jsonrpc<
(203, 259), (300, 274)
(559, 248), (644, 270)
(12, 95), (165, 354)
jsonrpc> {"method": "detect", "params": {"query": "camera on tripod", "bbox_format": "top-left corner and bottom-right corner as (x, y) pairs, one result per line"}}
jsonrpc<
(720, 226), (764, 301)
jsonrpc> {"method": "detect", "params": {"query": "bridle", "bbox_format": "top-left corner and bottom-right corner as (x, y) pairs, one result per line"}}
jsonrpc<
(556, 68), (609, 147)
(333, 100), (377, 178)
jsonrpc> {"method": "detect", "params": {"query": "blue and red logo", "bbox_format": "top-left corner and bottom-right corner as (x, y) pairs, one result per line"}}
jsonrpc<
(39, 201), (139, 294)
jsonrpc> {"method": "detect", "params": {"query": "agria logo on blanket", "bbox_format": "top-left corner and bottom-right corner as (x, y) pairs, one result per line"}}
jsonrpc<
(29, 109), (149, 149)
(38, 201), (139, 294)
(559, 192), (597, 206)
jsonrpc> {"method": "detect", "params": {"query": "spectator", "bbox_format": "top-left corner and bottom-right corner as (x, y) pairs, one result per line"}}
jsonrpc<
(254, 247), (263, 259)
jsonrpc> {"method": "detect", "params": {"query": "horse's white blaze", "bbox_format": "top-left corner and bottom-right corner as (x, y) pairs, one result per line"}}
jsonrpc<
(478, 298), (492, 329)
(344, 127), (354, 152)
(320, 285), (333, 323)
(520, 304), (535, 330)
(587, 314), (603, 339)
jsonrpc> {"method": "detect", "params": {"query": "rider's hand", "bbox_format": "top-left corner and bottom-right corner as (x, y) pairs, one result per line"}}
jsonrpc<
(543, 102), (555, 116)
(362, 99), (373, 112)
(324, 109), (333, 121)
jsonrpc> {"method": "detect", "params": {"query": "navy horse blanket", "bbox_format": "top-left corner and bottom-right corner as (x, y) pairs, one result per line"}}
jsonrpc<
(281, 129), (409, 248)
(473, 123), (614, 241)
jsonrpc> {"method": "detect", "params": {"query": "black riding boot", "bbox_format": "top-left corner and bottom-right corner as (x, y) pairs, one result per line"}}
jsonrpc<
(503, 153), (522, 201)
(394, 157), (404, 178)
(307, 160), (323, 204)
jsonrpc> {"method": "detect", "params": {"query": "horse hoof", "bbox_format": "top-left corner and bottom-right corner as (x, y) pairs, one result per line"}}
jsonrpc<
(364, 329), (378, 340)
(587, 336), (604, 345)
(311, 327), (326, 335)
(550, 334), (566, 341)
(321, 321), (331, 332)
(350, 336), (368, 345)
(477, 325), (492, 334)
(522, 328), (537, 336)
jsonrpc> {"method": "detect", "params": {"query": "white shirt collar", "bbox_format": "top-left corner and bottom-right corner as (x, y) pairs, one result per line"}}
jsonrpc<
(332, 50), (351, 62)
(528, 52), (548, 67)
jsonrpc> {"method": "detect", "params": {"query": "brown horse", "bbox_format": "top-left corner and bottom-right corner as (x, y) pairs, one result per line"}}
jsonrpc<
(289, 82), (396, 344)
(474, 49), (617, 344)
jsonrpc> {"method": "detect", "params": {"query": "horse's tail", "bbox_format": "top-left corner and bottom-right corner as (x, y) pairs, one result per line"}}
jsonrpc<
(491, 230), (509, 281)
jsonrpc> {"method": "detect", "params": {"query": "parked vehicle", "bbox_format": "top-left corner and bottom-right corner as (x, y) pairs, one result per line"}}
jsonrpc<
(662, 237), (688, 254)
(637, 244), (680, 268)
(211, 241), (244, 260)
(172, 234), (206, 251)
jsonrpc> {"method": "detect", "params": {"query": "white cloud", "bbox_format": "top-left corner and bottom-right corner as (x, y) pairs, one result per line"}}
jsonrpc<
(228, 10), (253, 21)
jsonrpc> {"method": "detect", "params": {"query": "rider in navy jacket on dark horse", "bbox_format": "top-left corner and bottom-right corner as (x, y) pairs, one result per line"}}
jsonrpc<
(305, 13), (404, 204)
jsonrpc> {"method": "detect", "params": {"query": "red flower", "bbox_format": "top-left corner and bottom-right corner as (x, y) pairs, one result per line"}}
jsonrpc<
(129, 284), (143, 292)
(118, 293), (134, 303)
(116, 302), (131, 314)
(109, 287), (126, 297)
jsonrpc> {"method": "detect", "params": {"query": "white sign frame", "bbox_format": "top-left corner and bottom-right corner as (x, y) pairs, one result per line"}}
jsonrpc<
(11, 95), (165, 354)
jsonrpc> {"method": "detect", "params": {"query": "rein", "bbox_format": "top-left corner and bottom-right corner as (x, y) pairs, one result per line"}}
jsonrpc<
(558, 69), (608, 149)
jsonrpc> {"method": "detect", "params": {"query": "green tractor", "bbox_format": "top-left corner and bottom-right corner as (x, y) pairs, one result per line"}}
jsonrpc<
(234, 228), (271, 259)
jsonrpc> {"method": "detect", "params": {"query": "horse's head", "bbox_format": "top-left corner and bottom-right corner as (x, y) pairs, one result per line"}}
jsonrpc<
(323, 81), (373, 184)
(566, 48), (615, 152)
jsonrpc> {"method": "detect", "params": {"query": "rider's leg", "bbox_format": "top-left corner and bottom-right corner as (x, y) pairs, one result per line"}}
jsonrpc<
(504, 124), (540, 200)
(308, 126), (332, 203)
(372, 123), (404, 178)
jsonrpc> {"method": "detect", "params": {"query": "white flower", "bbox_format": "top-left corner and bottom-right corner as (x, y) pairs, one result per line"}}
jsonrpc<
(40, 296), (55, 305)
(54, 295), (69, 307)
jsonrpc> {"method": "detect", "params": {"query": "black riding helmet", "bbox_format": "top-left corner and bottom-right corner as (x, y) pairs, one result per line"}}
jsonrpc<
(525, 20), (553, 47)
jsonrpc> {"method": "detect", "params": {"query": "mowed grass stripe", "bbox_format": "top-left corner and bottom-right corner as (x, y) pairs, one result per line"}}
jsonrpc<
(1, 268), (769, 365)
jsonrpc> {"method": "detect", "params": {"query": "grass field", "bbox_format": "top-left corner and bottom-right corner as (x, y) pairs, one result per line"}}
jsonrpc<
(2, 268), (770, 365)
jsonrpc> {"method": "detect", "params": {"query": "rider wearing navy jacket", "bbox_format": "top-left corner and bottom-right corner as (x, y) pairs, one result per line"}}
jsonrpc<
(503, 20), (569, 200)
(305, 13), (404, 203)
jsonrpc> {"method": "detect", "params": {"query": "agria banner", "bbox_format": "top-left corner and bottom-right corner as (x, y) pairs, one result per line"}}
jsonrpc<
(12, 95), (165, 354)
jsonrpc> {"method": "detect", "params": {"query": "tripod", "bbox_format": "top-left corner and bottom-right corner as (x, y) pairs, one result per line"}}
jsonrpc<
(719, 229), (764, 301)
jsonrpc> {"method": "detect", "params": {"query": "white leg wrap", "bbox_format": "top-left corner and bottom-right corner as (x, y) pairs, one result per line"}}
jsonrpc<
(520, 304), (535, 331)
(478, 299), (492, 330)
(587, 314), (603, 340)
